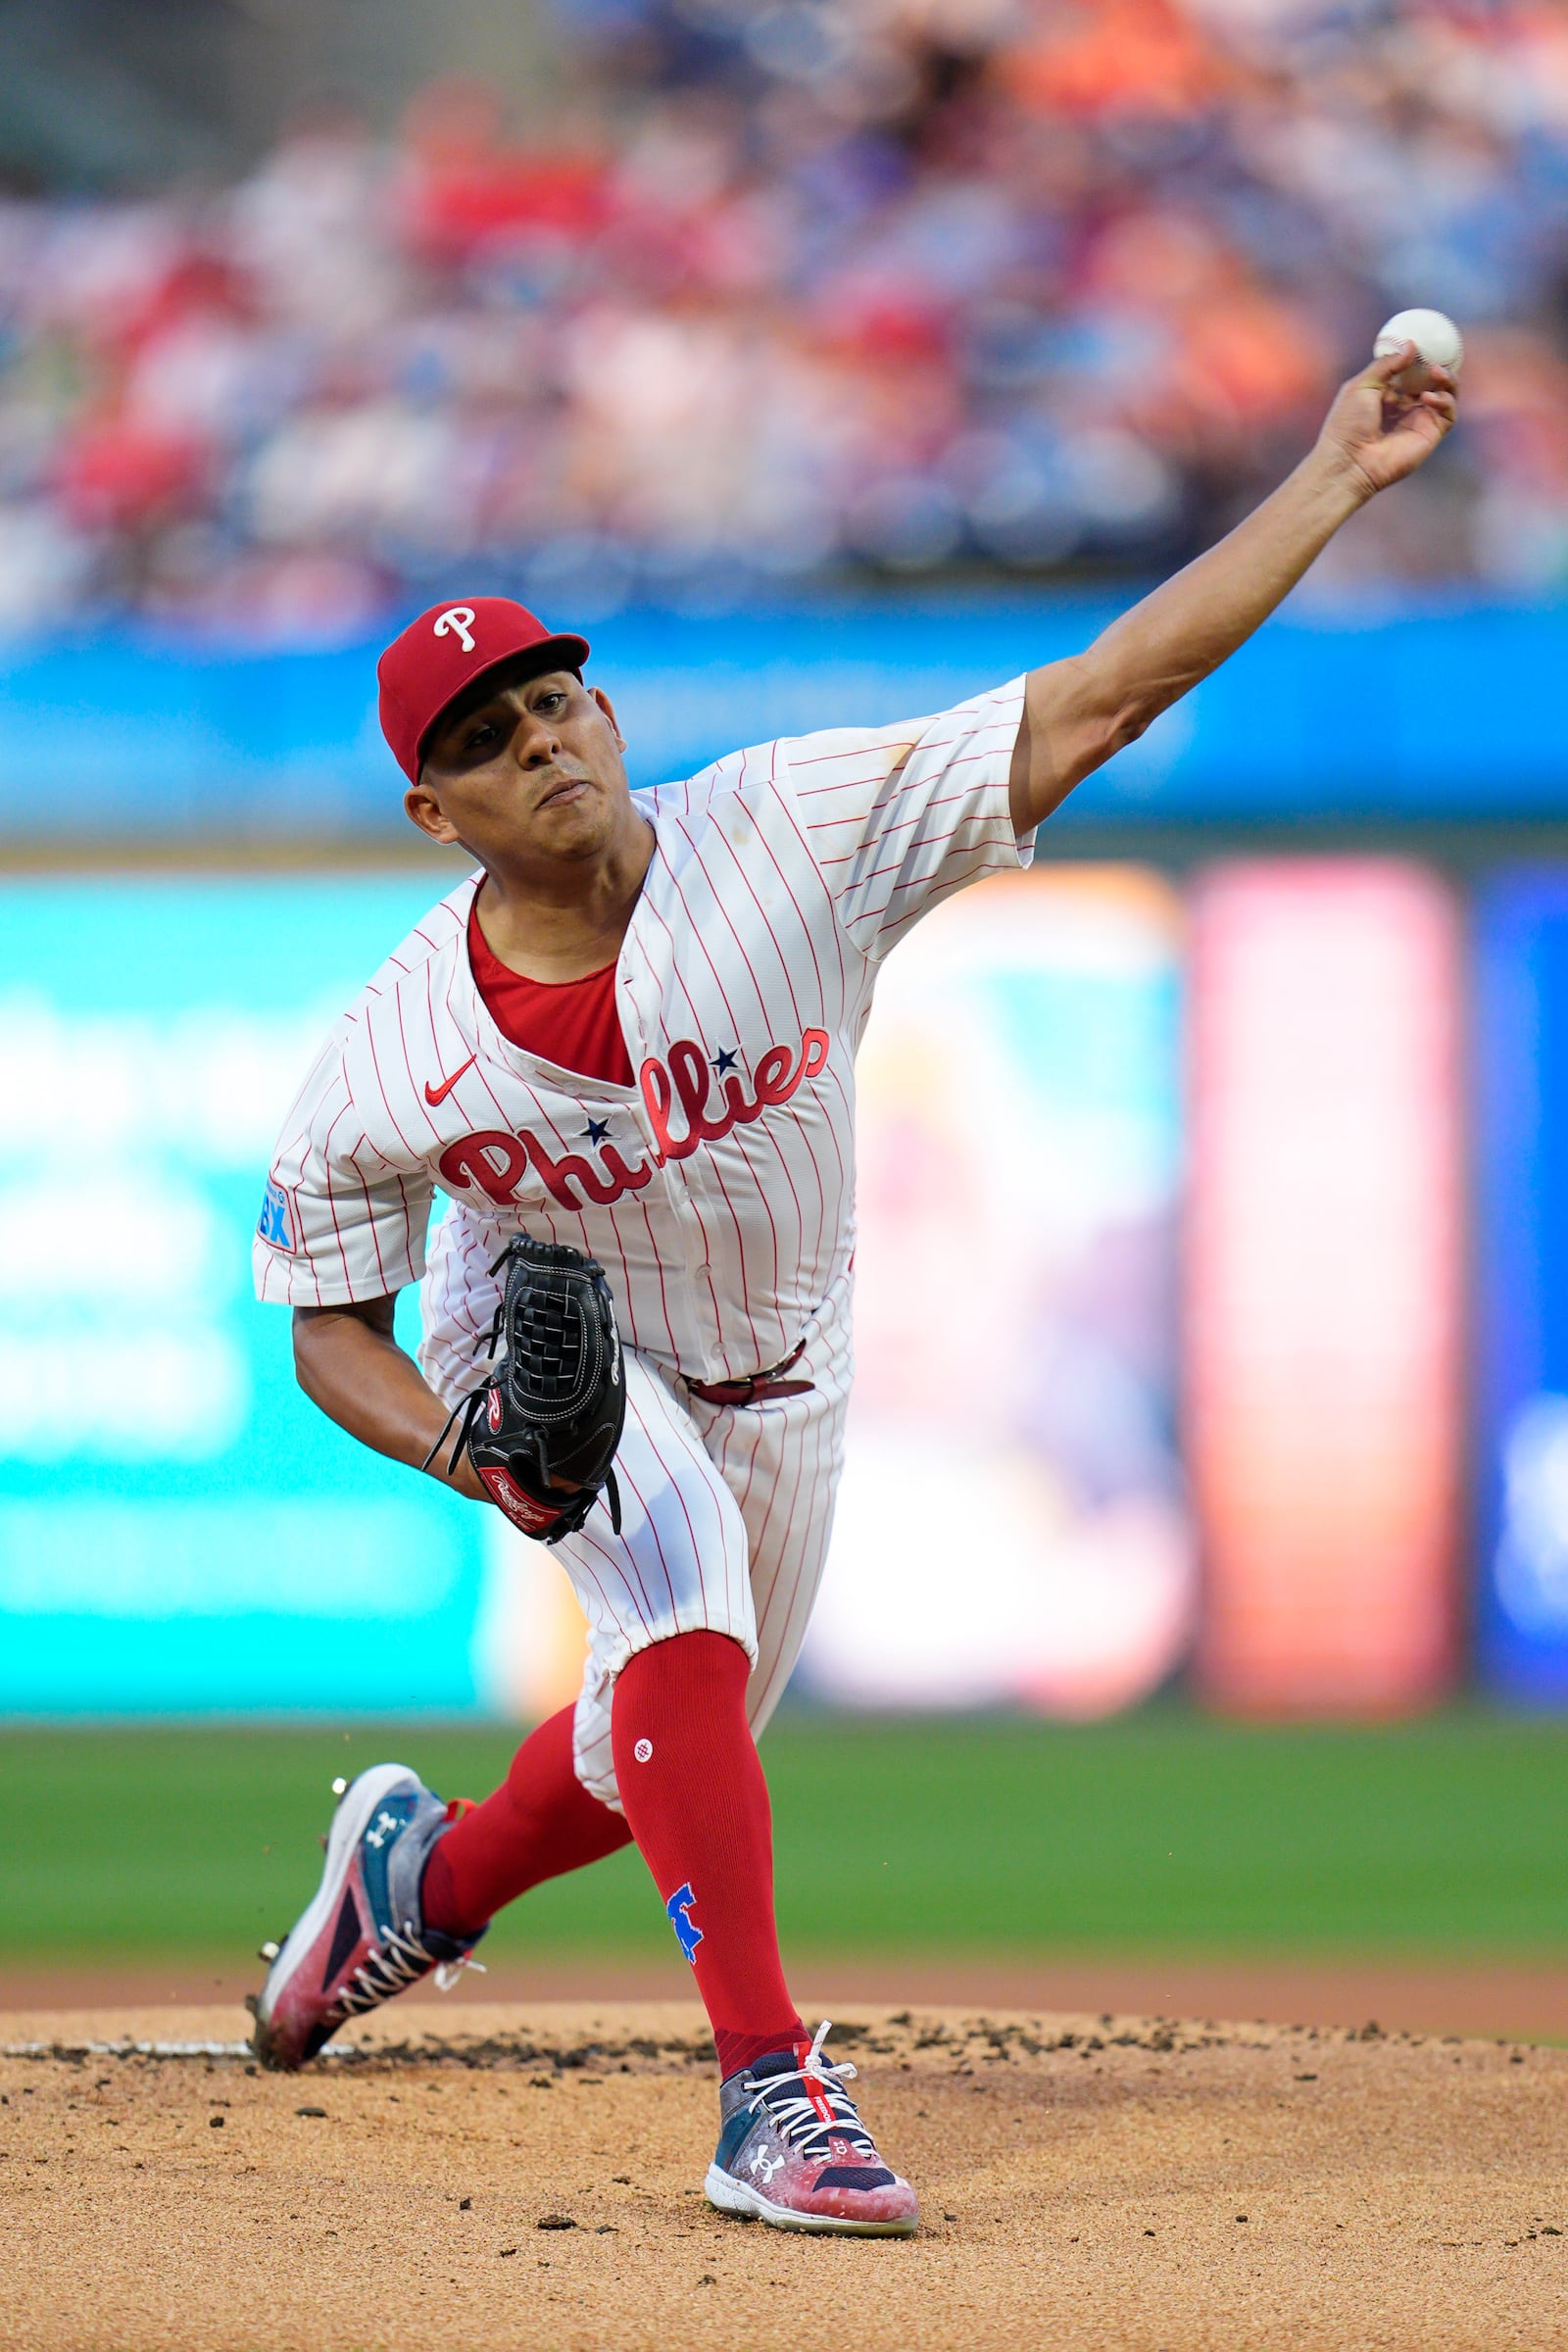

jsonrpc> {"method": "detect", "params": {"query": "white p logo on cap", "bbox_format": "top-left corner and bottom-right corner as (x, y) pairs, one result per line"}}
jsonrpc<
(434, 606), (476, 655)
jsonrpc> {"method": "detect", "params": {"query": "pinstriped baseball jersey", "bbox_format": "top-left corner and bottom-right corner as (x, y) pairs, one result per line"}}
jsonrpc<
(253, 677), (1031, 1387)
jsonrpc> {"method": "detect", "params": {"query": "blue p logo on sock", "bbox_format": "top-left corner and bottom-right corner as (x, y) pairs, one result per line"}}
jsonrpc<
(665, 1882), (703, 1964)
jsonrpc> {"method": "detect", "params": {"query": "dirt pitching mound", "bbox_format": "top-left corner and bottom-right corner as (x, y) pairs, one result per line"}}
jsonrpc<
(3, 2000), (1564, 2352)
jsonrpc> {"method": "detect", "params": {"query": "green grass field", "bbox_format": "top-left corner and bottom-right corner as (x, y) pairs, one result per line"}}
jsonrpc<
(4, 1705), (1566, 1968)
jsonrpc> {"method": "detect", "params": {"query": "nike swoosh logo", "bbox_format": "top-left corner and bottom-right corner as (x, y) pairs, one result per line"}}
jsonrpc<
(424, 1054), (477, 1105)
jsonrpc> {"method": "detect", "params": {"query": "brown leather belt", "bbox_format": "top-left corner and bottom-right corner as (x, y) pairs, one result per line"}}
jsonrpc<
(684, 1339), (814, 1409)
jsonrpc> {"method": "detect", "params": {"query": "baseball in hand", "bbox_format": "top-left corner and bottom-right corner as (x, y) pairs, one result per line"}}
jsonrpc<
(1373, 308), (1463, 395)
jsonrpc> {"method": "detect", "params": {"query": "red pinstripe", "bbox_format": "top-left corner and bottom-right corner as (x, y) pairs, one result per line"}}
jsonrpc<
(808, 789), (1001, 865)
(564, 1522), (644, 1645)
(632, 1394), (715, 1622)
(575, 1504), (661, 1633)
(681, 789), (833, 1284)
(773, 1395), (835, 1672)
(343, 1145), (390, 1292)
(316, 1095), (361, 1293)
(363, 1012), (420, 1164)
(711, 790), (852, 1277)
(645, 839), (768, 1352)
(610, 1449), (682, 1622)
(848, 819), (1006, 896)
(873, 858), (1010, 944)
(636, 1197), (681, 1361)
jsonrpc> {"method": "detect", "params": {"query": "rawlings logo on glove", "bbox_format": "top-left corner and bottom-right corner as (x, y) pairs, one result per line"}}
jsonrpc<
(425, 1235), (625, 1544)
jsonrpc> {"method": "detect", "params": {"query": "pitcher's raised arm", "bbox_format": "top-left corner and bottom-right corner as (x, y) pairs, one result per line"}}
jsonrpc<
(1007, 342), (1458, 836)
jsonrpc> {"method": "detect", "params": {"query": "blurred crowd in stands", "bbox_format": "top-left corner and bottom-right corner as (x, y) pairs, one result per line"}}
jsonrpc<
(1, 0), (1566, 637)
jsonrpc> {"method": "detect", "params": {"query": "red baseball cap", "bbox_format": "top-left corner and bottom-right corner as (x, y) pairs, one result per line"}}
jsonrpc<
(376, 597), (591, 782)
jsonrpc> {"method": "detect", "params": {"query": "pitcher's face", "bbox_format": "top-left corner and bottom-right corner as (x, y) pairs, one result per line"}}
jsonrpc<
(406, 666), (633, 872)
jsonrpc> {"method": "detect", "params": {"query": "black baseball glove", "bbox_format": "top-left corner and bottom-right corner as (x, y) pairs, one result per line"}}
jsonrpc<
(426, 1235), (625, 1544)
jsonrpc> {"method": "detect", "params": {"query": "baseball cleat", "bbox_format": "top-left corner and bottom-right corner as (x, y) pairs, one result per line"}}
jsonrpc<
(705, 2020), (918, 2236)
(250, 1762), (483, 2071)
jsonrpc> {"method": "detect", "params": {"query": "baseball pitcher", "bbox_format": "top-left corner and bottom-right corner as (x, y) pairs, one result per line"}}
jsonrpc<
(251, 345), (1455, 2235)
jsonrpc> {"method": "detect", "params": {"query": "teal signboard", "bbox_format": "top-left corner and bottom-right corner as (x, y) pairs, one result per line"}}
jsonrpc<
(0, 874), (489, 1714)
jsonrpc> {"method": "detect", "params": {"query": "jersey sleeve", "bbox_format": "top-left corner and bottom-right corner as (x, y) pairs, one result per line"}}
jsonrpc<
(781, 674), (1032, 960)
(252, 1028), (434, 1307)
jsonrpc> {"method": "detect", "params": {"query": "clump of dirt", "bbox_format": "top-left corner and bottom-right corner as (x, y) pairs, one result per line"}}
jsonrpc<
(3, 2001), (1563, 2351)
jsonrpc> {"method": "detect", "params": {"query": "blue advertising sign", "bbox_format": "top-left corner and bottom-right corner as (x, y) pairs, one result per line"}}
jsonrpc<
(0, 874), (491, 1715)
(3, 600), (1568, 840)
(1474, 868), (1568, 1703)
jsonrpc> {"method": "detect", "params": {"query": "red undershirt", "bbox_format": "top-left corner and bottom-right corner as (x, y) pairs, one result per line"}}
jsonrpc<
(466, 893), (634, 1088)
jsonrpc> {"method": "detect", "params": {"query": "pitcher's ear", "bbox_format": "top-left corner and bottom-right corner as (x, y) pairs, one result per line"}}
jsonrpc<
(591, 684), (626, 751)
(404, 778), (462, 844)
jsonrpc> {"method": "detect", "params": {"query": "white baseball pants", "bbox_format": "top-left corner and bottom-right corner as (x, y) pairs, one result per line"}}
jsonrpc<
(557, 1284), (851, 1813)
(421, 1239), (853, 1814)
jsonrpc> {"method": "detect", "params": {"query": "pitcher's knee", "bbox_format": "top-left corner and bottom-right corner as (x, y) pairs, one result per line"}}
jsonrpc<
(574, 1623), (758, 1810)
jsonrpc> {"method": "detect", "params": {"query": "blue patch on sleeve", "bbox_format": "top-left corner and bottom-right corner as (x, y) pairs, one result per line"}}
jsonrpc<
(257, 1177), (297, 1252)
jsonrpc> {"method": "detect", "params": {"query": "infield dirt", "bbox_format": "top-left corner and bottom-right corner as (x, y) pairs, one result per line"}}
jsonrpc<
(3, 2000), (1564, 2352)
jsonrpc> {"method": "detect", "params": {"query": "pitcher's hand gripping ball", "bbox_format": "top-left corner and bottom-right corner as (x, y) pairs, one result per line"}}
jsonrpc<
(430, 1235), (625, 1542)
(1373, 308), (1463, 396)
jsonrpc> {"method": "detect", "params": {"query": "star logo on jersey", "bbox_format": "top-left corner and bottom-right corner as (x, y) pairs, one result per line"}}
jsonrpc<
(581, 1116), (611, 1146)
(424, 1054), (477, 1105)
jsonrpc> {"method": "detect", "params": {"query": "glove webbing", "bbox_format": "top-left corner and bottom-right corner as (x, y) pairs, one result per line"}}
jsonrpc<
(419, 1250), (623, 1538)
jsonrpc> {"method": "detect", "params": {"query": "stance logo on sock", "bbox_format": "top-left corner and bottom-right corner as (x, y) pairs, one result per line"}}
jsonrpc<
(633, 1738), (653, 1762)
(665, 1881), (704, 1963)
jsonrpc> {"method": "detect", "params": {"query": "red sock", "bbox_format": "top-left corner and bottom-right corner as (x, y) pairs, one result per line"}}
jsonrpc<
(421, 1704), (633, 1938)
(612, 1630), (804, 2080)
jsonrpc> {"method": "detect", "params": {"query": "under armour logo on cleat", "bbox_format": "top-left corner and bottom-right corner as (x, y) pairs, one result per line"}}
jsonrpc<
(364, 1810), (400, 1849)
(749, 2149), (785, 2183)
(665, 1882), (703, 1964)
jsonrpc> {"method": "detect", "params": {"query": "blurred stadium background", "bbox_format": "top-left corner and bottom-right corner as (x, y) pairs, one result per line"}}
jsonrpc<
(5, 0), (1568, 2025)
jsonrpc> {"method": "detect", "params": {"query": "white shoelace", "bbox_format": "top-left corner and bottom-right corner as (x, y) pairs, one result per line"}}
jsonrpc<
(335, 1922), (486, 2016)
(744, 2020), (878, 2162)
(434, 1951), (486, 1993)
